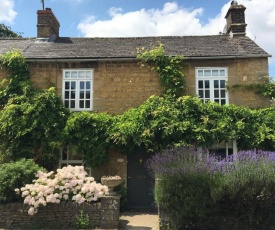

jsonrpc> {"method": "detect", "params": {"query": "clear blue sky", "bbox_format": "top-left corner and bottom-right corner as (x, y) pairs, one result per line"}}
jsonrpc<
(1, 0), (275, 77)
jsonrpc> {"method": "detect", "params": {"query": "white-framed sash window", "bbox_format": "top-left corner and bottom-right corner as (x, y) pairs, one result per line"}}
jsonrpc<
(62, 69), (93, 111)
(196, 68), (228, 105)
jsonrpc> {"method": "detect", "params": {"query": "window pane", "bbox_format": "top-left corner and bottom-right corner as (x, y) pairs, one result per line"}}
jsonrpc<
(212, 70), (219, 76)
(79, 71), (85, 78)
(220, 70), (225, 76)
(71, 81), (76, 89)
(69, 149), (82, 160)
(64, 100), (69, 108)
(85, 100), (90, 108)
(65, 91), (69, 99)
(198, 80), (203, 89)
(214, 90), (219, 98)
(71, 91), (75, 99)
(214, 80), (219, 88)
(71, 100), (75, 108)
(205, 80), (210, 89)
(86, 92), (90, 99)
(86, 82), (91, 90)
(86, 71), (92, 78)
(205, 90), (210, 98)
(65, 72), (70, 78)
(71, 71), (78, 78)
(220, 80), (225, 88)
(198, 70), (203, 77)
(65, 82), (70, 90)
(199, 90), (204, 98)
(221, 90), (225, 98)
(80, 82), (85, 90)
(221, 99), (226, 105)
(80, 100), (84, 108)
(80, 91), (84, 99)
(205, 70), (211, 76)
(214, 99), (220, 104)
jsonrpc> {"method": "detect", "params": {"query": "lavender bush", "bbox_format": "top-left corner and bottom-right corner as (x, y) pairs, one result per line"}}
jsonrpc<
(147, 147), (275, 229)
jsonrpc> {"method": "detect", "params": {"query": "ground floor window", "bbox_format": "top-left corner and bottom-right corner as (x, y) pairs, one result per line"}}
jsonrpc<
(59, 146), (91, 175)
(208, 140), (237, 160)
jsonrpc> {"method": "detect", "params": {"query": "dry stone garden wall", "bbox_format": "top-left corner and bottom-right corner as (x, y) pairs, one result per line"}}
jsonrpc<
(0, 196), (120, 229)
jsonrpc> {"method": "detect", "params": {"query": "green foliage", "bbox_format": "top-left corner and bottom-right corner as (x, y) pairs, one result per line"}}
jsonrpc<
(212, 152), (275, 227)
(64, 112), (113, 167)
(0, 51), (70, 169)
(111, 95), (275, 152)
(0, 159), (45, 203)
(137, 43), (186, 97)
(150, 147), (275, 229)
(0, 50), (32, 106)
(0, 24), (22, 38)
(156, 174), (218, 229)
(228, 76), (275, 99)
(0, 88), (70, 168)
(75, 210), (91, 229)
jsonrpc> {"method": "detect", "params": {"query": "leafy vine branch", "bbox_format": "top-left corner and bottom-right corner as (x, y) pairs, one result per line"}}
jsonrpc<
(227, 76), (275, 98)
(137, 43), (186, 98)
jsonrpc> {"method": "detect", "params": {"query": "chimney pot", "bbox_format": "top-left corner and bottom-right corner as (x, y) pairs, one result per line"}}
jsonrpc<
(231, 1), (238, 5)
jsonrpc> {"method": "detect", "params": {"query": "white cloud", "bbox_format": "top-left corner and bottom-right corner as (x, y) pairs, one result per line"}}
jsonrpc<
(77, 2), (204, 37)
(239, 0), (275, 75)
(0, 0), (17, 23)
(77, 0), (275, 75)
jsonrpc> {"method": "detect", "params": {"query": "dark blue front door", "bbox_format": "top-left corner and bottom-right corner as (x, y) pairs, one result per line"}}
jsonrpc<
(127, 148), (155, 210)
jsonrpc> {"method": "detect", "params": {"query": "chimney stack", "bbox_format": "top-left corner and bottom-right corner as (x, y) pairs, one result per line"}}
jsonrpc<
(37, 8), (60, 39)
(225, 1), (247, 36)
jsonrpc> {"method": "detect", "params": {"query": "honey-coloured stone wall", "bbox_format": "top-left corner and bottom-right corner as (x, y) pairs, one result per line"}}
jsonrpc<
(184, 57), (270, 108)
(2, 56), (270, 115)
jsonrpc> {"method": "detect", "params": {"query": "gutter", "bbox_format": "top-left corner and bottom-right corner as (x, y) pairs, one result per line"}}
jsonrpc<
(26, 54), (271, 62)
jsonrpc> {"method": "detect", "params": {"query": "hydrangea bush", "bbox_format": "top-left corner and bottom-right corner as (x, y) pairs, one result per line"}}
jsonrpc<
(15, 165), (108, 215)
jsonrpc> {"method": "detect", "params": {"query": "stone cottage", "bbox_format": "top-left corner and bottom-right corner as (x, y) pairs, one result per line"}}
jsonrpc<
(0, 1), (271, 209)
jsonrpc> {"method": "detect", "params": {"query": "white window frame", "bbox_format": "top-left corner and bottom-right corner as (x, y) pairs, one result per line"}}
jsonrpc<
(62, 69), (93, 111)
(196, 67), (229, 105)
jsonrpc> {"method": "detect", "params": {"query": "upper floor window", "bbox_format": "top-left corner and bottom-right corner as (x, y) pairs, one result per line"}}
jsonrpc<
(62, 69), (93, 111)
(196, 68), (228, 105)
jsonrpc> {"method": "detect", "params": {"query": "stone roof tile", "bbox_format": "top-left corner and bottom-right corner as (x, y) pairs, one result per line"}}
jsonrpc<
(0, 35), (270, 60)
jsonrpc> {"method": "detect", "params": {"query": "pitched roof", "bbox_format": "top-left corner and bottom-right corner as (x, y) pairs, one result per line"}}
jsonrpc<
(0, 35), (270, 60)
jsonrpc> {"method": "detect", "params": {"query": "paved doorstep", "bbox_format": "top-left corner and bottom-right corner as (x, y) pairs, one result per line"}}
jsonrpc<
(119, 212), (159, 230)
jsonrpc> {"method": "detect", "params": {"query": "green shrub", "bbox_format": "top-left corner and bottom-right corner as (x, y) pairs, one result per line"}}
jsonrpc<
(150, 147), (220, 229)
(155, 173), (219, 229)
(212, 150), (275, 227)
(147, 147), (275, 229)
(0, 158), (45, 203)
(75, 210), (90, 229)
